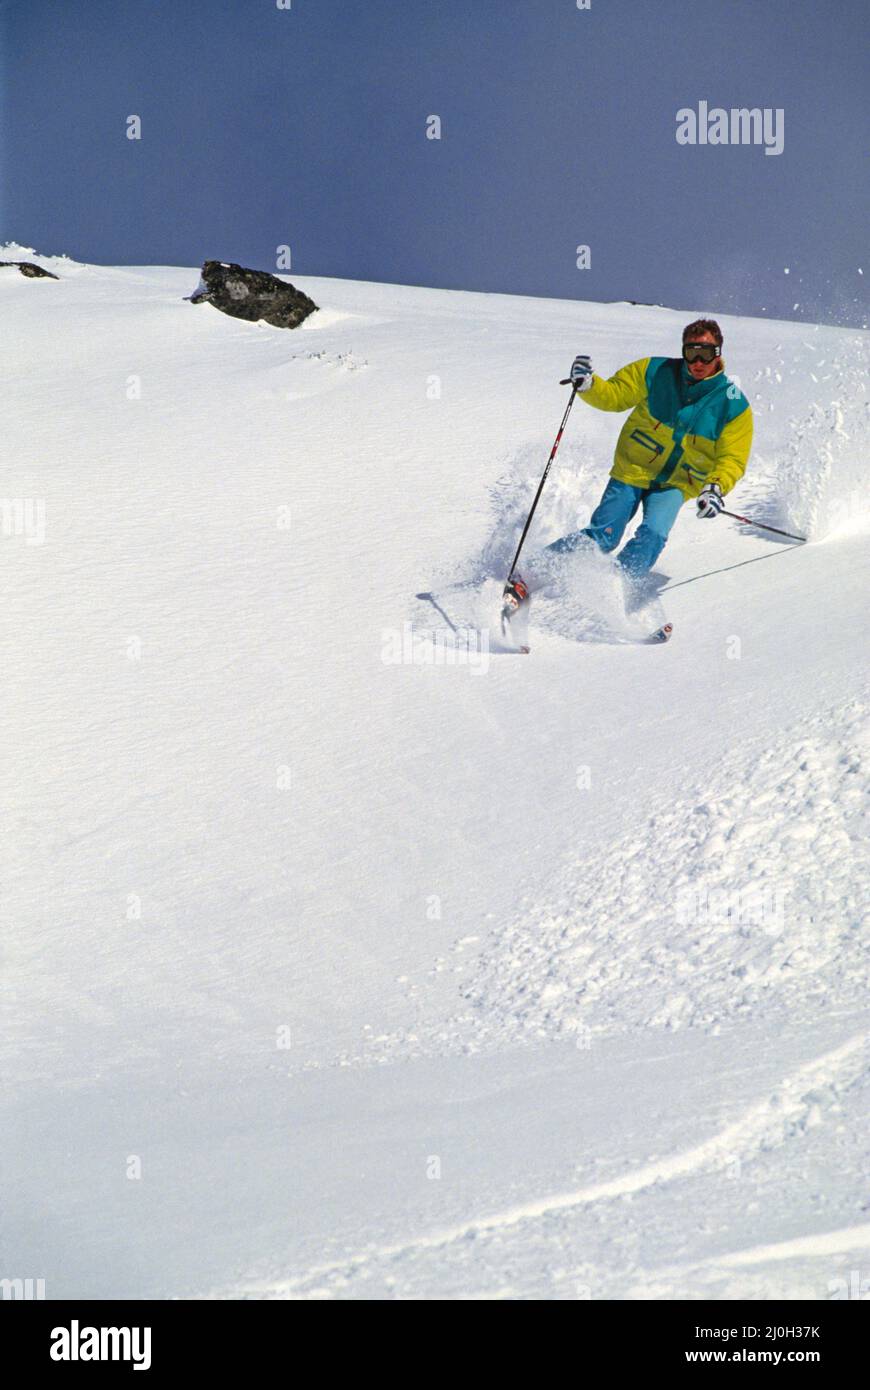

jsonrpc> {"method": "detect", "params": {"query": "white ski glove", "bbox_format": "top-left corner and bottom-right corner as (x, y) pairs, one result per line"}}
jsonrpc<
(696, 482), (724, 519)
(569, 355), (594, 391)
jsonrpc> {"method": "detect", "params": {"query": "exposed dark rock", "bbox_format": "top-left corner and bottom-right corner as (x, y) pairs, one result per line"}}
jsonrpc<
(0, 260), (59, 279)
(187, 260), (317, 328)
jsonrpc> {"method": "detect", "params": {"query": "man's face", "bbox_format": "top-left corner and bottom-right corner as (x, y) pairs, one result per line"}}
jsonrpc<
(683, 331), (721, 380)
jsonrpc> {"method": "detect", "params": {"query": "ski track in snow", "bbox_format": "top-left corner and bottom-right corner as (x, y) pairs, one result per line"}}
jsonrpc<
(213, 1031), (870, 1299)
(634, 1224), (870, 1301)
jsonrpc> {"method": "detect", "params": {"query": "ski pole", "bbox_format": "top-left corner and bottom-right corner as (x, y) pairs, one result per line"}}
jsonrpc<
(720, 509), (807, 543)
(504, 385), (578, 587)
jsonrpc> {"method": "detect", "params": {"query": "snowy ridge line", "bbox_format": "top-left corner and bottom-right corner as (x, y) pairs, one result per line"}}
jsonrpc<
(209, 1031), (869, 1299)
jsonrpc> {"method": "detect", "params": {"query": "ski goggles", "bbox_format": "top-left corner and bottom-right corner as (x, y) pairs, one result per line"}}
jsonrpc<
(682, 342), (721, 364)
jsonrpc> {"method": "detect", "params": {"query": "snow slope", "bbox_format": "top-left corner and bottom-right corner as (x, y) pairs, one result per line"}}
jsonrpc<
(2, 244), (868, 1300)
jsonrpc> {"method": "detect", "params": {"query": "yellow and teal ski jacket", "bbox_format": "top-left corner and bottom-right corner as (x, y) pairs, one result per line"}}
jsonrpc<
(580, 357), (753, 500)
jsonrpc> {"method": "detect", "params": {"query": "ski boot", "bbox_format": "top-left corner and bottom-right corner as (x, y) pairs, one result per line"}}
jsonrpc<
(501, 574), (530, 618)
(500, 573), (531, 652)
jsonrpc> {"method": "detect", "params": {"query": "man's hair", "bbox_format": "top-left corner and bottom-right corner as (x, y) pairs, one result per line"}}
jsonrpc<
(682, 318), (723, 347)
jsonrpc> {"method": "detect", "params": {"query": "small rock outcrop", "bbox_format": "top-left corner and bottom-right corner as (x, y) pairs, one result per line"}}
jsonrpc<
(0, 261), (59, 279)
(187, 260), (317, 328)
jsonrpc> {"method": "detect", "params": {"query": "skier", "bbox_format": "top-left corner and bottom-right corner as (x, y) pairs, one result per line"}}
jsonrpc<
(504, 320), (753, 611)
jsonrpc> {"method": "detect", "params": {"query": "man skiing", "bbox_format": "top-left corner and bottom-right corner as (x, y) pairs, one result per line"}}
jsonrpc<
(505, 320), (753, 611)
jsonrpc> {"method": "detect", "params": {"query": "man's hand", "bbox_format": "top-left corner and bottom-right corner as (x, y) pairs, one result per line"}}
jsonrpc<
(696, 482), (724, 519)
(569, 355), (594, 391)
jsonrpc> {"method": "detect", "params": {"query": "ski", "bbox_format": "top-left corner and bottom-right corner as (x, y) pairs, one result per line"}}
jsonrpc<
(647, 622), (673, 643)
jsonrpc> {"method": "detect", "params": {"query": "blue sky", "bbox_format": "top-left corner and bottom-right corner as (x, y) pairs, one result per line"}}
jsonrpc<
(2, 0), (867, 324)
